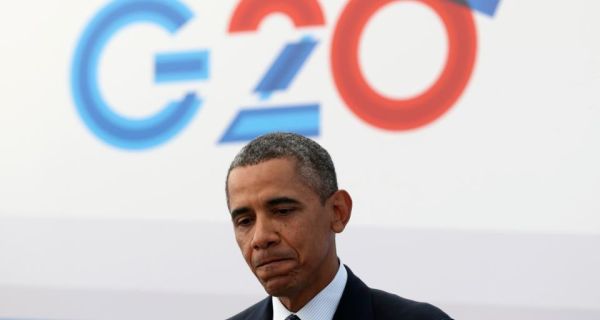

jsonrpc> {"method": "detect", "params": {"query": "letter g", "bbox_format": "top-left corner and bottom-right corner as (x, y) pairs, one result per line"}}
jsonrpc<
(71, 0), (201, 149)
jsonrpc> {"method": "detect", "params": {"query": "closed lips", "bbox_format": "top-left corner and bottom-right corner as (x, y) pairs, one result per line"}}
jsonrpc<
(255, 257), (292, 268)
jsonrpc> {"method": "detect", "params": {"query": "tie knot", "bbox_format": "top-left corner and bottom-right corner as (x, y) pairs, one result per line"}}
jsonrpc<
(285, 315), (301, 320)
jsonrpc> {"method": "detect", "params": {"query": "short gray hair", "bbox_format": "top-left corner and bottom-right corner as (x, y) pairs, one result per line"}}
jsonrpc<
(226, 132), (338, 203)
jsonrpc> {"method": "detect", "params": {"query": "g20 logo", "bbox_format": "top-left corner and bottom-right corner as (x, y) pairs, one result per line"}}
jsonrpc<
(72, 0), (500, 150)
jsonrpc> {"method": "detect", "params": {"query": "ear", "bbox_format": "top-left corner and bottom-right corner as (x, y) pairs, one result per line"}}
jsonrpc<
(329, 190), (352, 233)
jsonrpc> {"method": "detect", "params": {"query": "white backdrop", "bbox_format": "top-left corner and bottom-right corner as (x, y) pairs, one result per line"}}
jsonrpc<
(1, 0), (599, 319)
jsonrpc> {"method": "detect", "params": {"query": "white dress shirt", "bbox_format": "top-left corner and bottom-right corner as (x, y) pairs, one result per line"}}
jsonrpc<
(272, 262), (348, 320)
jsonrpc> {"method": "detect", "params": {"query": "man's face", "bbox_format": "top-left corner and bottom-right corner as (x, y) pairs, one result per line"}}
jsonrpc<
(227, 158), (338, 299)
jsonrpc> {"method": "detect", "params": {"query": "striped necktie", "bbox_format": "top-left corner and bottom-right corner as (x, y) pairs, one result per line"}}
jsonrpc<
(285, 315), (300, 320)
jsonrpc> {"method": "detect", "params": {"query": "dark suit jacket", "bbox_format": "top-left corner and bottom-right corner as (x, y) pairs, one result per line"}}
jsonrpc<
(228, 266), (452, 320)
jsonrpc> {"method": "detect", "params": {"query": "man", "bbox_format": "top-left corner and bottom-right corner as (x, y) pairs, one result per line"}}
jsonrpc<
(225, 132), (452, 320)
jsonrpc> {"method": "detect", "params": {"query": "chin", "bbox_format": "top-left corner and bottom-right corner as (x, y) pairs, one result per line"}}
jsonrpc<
(262, 276), (296, 297)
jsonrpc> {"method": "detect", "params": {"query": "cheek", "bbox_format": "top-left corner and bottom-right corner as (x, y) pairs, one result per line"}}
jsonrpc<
(292, 217), (329, 256)
(235, 233), (252, 260)
(307, 212), (333, 248)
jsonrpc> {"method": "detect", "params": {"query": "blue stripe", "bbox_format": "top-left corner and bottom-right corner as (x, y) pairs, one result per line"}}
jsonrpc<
(220, 104), (320, 143)
(155, 50), (209, 83)
(254, 37), (318, 98)
(452, 0), (501, 17)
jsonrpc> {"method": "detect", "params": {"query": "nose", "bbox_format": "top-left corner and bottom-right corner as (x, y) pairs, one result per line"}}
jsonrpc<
(251, 214), (280, 250)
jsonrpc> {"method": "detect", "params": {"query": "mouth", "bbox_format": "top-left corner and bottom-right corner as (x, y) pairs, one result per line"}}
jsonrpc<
(255, 257), (293, 269)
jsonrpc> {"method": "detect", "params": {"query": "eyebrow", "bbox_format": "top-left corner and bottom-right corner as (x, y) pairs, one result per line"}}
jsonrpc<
(266, 197), (301, 207)
(230, 197), (301, 219)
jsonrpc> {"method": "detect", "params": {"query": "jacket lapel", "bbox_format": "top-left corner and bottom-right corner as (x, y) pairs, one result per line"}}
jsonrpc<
(248, 296), (272, 320)
(332, 266), (375, 320)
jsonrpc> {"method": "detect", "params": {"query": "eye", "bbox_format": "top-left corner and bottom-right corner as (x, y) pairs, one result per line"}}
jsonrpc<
(235, 216), (254, 227)
(274, 207), (296, 215)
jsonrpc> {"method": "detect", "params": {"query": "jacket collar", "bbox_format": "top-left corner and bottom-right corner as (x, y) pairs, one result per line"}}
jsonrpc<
(248, 296), (272, 320)
(332, 265), (374, 320)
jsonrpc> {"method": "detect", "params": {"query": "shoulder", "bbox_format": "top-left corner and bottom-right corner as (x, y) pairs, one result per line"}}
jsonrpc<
(339, 266), (452, 320)
(370, 288), (452, 320)
(227, 297), (271, 320)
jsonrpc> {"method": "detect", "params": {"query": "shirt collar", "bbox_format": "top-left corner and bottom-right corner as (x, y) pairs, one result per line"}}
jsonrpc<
(272, 261), (348, 320)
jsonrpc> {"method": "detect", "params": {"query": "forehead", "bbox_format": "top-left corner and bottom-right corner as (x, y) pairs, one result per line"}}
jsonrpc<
(228, 157), (299, 191)
(227, 158), (316, 205)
